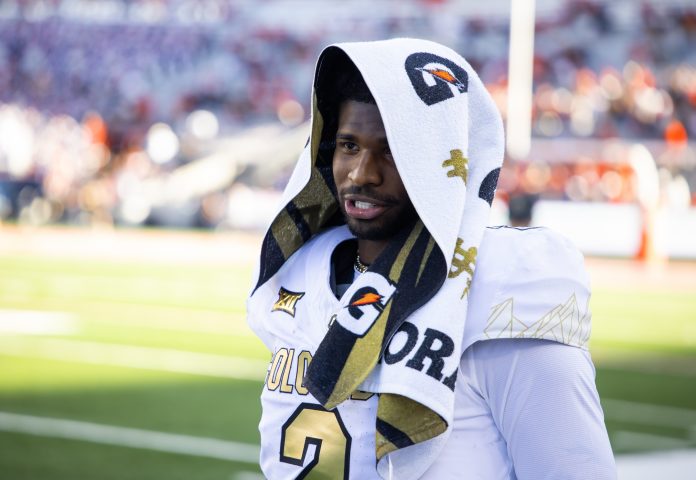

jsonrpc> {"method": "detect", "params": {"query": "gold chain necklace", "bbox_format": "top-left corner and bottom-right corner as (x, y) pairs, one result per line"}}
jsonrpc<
(354, 254), (369, 274)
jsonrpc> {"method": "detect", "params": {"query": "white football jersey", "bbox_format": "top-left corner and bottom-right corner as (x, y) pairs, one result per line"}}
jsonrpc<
(248, 226), (381, 480)
(247, 225), (593, 479)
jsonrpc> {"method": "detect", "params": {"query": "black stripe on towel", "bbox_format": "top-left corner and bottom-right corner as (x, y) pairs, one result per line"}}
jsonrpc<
(376, 418), (414, 449)
(253, 233), (284, 293)
(304, 323), (358, 405)
(285, 201), (313, 243)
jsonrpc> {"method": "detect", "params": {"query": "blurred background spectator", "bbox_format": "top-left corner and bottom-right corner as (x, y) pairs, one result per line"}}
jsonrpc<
(507, 193), (538, 227)
(0, 0), (694, 250)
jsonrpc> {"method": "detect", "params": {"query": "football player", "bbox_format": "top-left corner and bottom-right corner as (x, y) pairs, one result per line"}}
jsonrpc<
(247, 38), (616, 479)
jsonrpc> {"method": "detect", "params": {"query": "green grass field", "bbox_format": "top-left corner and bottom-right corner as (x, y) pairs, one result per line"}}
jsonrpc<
(1, 244), (695, 479)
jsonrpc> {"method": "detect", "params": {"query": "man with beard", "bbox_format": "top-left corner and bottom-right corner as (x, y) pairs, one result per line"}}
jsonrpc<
(247, 39), (616, 479)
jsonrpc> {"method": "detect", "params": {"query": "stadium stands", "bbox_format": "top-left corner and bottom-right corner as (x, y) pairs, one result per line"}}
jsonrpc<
(0, 0), (694, 230)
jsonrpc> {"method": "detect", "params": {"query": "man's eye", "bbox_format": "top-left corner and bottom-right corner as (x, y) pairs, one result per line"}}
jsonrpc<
(339, 141), (358, 152)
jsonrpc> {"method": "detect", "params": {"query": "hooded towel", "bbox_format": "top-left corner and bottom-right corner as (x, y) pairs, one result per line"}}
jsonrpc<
(250, 38), (504, 478)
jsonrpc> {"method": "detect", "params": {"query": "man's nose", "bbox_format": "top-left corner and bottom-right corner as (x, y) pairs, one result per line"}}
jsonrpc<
(347, 151), (382, 186)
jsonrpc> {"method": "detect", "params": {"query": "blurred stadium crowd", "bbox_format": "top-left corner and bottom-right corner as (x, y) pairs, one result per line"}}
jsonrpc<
(0, 0), (694, 229)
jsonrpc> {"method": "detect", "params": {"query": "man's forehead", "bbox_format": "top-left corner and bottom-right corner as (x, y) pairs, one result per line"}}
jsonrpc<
(337, 100), (386, 134)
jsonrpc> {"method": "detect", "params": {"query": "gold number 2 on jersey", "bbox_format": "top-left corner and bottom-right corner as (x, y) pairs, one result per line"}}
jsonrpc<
(280, 403), (351, 479)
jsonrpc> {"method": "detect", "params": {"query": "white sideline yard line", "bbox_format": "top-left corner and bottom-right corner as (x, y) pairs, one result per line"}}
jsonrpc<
(87, 313), (256, 337)
(615, 449), (696, 480)
(0, 337), (268, 381)
(0, 306), (255, 337)
(602, 399), (696, 428)
(0, 310), (78, 335)
(0, 412), (259, 464)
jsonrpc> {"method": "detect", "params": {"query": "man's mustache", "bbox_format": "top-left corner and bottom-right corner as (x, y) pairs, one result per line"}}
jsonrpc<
(338, 186), (399, 205)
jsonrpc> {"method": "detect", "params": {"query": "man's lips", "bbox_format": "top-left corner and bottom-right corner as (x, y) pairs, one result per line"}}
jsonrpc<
(343, 195), (389, 220)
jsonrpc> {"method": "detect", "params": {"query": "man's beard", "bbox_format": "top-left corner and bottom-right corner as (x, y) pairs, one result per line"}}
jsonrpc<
(338, 187), (419, 241)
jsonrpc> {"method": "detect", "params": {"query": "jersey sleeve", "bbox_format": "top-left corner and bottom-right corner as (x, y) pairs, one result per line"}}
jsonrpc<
(472, 338), (617, 480)
(463, 226), (592, 350)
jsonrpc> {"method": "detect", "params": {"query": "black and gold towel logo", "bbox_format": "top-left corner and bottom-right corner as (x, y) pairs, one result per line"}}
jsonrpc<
(272, 287), (305, 317)
(405, 52), (468, 106)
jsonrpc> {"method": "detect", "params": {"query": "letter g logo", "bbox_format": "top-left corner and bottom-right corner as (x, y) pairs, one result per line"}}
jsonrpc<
(405, 52), (469, 106)
(335, 273), (396, 337)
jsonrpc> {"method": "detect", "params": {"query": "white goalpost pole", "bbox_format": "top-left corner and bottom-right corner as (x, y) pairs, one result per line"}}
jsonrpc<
(506, 0), (536, 160)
